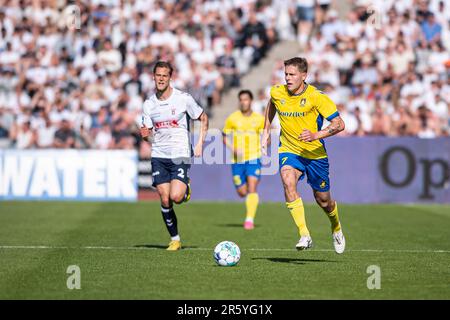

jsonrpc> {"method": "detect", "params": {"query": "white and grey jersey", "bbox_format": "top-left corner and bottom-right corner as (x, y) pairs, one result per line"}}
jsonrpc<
(142, 88), (204, 159)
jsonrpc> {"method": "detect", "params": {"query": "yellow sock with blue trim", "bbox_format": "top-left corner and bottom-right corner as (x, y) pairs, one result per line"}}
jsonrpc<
(286, 198), (310, 237)
(245, 193), (259, 222)
(326, 201), (341, 233)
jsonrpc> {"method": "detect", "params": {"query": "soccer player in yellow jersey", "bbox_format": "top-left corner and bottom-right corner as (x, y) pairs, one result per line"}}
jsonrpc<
(261, 57), (346, 253)
(223, 90), (265, 230)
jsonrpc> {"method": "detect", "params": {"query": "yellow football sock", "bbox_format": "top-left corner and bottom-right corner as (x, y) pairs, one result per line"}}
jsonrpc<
(286, 198), (310, 237)
(326, 201), (341, 233)
(245, 193), (259, 221)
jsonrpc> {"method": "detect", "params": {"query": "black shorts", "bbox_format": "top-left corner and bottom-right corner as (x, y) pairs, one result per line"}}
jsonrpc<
(151, 157), (191, 187)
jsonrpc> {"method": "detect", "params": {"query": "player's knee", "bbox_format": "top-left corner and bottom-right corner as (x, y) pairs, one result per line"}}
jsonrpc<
(236, 186), (247, 197)
(237, 189), (247, 198)
(281, 172), (297, 190)
(160, 196), (171, 207)
(170, 188), (186, 203)
(282, 179), (297, 195)
(170, 192), (184, 204)
(315, 197), (332, 211)
(280, 169), (291, 181)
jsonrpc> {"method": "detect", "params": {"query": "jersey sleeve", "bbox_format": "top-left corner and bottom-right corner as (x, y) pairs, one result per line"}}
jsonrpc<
(270, 85), (284, 111)
(315, 91), (339, 121)
(258, 114), (265, 131)
(269, 85), (277, 104)
(185, 94), (204, 120)
(222, 115), (234, 135)
(142, 100), (153, 128)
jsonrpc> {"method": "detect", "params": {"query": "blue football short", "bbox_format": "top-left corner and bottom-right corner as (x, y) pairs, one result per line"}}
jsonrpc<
(279, 152), (330, 191)
(231, 158), (262, 188)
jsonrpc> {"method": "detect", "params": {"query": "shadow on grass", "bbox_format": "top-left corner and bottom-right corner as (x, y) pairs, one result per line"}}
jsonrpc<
(134, 244), (199, 249)
(216, 223), (260, 228)
(251, 257), (338, 264)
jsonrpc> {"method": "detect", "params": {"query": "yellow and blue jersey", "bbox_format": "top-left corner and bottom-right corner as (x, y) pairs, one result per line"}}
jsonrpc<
(223, 110), (265, 163)
(270, 83), (339, 160)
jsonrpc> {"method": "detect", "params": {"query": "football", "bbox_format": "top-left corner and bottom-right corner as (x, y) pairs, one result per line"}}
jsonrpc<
(213, 241), (241, 267)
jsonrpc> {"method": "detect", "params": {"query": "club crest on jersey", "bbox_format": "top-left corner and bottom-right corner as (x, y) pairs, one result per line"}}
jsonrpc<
(300, 98), (307, 107)
(320, 181), (327, 189)
(171, 108), (176, 115)
(280, 99), (285, 105)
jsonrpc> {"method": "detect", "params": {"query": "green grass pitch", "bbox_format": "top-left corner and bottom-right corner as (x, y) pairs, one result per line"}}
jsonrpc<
(0, 201), (449, 299)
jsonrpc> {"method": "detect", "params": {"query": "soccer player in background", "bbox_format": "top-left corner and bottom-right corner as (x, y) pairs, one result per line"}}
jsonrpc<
(261, 57), (346, 253)
(140, 61), (208, 251)
(223, 90), (265, 230)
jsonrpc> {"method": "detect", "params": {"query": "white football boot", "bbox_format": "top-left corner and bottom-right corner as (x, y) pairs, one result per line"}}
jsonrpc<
(295, 236), (313, 251)
(332, 230), (346, 254)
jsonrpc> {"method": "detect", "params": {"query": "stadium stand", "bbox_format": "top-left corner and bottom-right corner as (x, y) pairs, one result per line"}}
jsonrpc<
(0, 0), (448, 155)
(263, 0), (450, 136)
(0, 0), (278, 153)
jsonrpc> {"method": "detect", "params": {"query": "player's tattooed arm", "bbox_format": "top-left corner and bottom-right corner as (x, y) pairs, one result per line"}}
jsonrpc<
(323, 116), (345, 136)
(299, 116), (345, 142)
(194, 111), (209, 157)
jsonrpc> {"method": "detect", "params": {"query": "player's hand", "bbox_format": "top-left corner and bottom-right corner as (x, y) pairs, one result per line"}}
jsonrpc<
(140, 124), (150, 138)
(233, 148), (243, 158)
(299, 129), (317, 142)
(261, 131), (270, 156)
(194, 142), (203, 157)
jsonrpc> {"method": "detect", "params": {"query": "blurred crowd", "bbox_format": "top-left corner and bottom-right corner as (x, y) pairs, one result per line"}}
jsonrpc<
(263, 0), (450, 137)
(0, 0), (278, 152)
(0, 0), (449, 154)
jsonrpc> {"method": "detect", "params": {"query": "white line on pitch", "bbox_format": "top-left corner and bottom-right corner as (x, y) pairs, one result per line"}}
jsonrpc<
(0, 245), (449, 253)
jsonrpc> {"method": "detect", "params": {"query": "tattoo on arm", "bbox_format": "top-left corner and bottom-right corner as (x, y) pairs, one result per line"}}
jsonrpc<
(324, 116), (344, 136)
(327, 123), (340, 134)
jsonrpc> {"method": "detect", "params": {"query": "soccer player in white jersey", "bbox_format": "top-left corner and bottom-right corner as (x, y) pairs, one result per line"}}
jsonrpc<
(140, 61), (208, 251)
